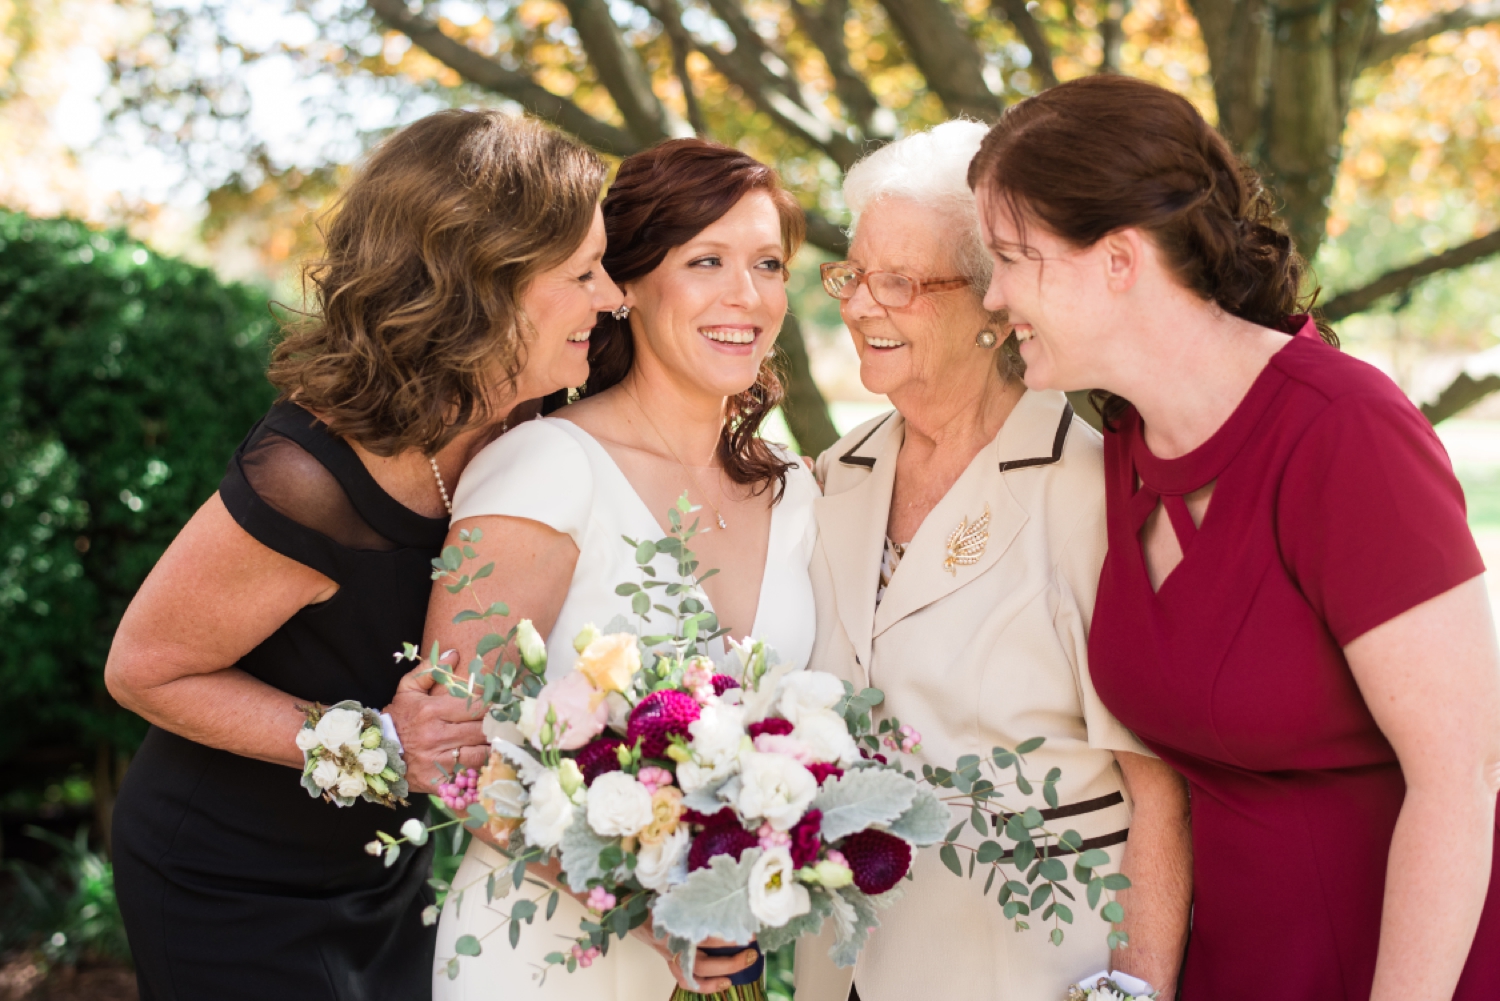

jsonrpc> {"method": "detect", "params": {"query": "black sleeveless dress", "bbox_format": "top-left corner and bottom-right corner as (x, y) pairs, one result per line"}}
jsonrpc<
(114, 402), (446, 1000)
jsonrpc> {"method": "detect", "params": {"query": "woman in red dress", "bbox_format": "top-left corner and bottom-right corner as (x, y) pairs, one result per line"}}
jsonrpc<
(967, 75), (1500, 1000)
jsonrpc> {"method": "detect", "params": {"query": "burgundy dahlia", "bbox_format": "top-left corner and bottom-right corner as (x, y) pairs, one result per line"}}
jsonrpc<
(748, 717), (795, 740)
(575, 735), (625, 785)
(710, 674), (741, 696)
(840, 829), (912, 895)
(627, 690), (701, 759)
(858, 748), (889, 766)
(789, 809), (823, 868)
(681, 807), (737, 828)
(807, 762), (845, 786)
(688, 823), (759, 871)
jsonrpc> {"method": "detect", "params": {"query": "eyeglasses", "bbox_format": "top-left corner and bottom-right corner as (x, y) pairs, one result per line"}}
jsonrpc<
(820, 262), (971, 308)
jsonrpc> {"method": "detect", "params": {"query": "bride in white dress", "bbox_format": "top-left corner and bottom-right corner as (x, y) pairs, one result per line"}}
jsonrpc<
(426, 138), (817, 1001)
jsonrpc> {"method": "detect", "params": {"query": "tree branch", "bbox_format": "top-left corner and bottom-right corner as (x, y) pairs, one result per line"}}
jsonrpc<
(804, 212), (850, 256)
(1361, 0), (1500, 68)
(1319, 228), (1500, 321)
(1421, 371), (1500, 425)
(789, 0), (890, 138)
(777, 313), (841, 453)
(991, 0), (1060, 88)
(559, 0), (680, 145)
(877, 0), (1003, 120)
(364, 0), (641, 156)
(641, 0), (709, 135)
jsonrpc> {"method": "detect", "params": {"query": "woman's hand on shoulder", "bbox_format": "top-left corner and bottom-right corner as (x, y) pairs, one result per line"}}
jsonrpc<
(383, 666), (489, 795)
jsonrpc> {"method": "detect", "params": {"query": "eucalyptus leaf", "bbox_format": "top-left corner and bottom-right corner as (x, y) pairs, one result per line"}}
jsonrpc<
(454, 934), (482, 957)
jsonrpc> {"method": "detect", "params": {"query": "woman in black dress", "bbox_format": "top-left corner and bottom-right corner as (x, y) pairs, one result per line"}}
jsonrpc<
(104, 109), (622, 1000)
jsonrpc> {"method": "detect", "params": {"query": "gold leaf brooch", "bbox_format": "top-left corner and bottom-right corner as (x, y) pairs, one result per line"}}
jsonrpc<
(943, 504), (990, 576)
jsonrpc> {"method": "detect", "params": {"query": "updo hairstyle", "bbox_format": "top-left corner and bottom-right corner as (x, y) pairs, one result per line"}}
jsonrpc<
(584, 138), (806, 500)
(966, 75), (1334, 424)
(269, 110), (607, 455)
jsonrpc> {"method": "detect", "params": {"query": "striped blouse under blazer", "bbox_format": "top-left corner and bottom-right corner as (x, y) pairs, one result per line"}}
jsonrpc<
(794, 389), (1148, 1001)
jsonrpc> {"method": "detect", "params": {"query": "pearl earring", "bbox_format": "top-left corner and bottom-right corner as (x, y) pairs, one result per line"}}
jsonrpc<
(975, 329), (998, 349)
(611, 305), (631, 321)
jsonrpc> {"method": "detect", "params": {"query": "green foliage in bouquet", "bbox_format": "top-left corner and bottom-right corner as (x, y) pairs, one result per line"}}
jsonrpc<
(0, 210), (275, 769)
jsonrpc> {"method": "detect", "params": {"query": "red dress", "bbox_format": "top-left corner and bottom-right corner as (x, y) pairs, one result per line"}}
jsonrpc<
(1089, 318), (1500, 999)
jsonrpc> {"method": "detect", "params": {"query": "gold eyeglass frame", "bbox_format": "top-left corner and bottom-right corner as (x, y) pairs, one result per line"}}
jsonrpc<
(820, 261), (971, 308)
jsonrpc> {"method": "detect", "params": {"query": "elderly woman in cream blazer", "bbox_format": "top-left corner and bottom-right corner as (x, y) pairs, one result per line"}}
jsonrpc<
(795, 123), (1193, 1000)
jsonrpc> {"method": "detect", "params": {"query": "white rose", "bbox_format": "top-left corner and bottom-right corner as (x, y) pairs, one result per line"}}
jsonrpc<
(736, 751), (817, 831)
(312, 759), (341, 790)
(792, 709), (859, 765)
(295, 728), (321, 753)
(400, 818), (429, 845)
(523, 770), (575, 850)
(336, 773), (367, 799)
(586, 771), (655, 838)
(315, 707), (365, 752)
(777, 672), (844, 725)
(357, 748), (388, 774)
(635, 826), (690, 892)
(682, 701), (747, 793)
(747, 847), (811, 927)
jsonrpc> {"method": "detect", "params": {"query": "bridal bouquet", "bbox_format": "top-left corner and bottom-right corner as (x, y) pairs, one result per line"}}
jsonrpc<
(373, 497), (1135, 995)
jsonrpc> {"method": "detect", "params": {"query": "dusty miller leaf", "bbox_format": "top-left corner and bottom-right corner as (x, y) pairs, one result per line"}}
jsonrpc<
(884, 788), (949, 846)
(757, 887), (833, 953)
(827, 887), (901, 967)
(650, 848), (761, 946)
(558, 807), (611, 893)
(813, 769), (919, 841)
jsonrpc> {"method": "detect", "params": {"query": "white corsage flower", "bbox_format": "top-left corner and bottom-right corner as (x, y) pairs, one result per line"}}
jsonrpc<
(523, 770), (575, 849)
(586, 771), (655, 838)
(357, 748), (388, 774)
(295, 728), (321, 752)
(777, 672), (845, 726)
(336, 774), (367, 799)
(792, 709), (860, 765)
(737, 751), (817, 831)
(315, 707), (365, 752)
(747, 846), (811, 927)
(311, 759), (341, 790)
(635, 826), (690, 892)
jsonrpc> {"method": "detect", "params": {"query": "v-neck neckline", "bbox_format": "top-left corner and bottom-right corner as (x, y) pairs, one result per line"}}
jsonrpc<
(549, 418), (781, 646)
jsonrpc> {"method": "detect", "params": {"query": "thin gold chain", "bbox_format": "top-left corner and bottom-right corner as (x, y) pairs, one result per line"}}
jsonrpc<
(621, 383), (728, 531)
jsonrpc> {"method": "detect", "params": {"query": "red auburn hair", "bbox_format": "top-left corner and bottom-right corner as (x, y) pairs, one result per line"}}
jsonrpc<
(583, 138), (806, 500)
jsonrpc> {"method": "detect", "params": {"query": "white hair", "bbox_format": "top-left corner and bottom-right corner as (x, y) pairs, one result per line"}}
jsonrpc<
(842, 119), (993, 289)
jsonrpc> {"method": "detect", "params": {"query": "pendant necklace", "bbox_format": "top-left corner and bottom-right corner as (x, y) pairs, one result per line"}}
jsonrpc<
(623, 384), (728, 531)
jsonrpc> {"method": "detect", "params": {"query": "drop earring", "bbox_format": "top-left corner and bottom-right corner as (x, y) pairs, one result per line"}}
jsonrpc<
(611, 305), (631, 321)
(975, 329), (998, 349)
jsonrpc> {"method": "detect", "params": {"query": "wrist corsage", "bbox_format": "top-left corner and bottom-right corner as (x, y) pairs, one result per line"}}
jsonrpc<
(296, 701), (409, 808)
(1066, 971), (1159, 1001)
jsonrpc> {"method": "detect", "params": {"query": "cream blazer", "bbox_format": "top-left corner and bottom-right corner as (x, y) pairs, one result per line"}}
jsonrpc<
(794, 389), (1149, 1001)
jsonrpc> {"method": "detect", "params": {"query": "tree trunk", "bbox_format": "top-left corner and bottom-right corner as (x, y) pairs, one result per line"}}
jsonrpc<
(777, 314), (840, 455)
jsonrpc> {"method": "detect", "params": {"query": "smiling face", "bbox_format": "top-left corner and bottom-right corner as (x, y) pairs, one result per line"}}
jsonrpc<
(621, 190), (789, 401)
(841, 197), (998, 403)
(514, 206), (620, 400)
(976, 188), (1115, 392)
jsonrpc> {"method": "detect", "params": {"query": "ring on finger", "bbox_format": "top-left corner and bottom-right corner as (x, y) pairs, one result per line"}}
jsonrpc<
(452, 746), (462, 769)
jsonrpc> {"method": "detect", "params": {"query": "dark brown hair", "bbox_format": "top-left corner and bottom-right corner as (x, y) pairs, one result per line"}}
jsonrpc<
(583, 138), (806, 499)
(269, 110), (607, 455)
(967, 75), (1335, 426)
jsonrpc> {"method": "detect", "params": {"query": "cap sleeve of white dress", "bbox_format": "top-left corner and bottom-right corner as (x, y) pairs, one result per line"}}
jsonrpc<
(449, 419), (593, 544)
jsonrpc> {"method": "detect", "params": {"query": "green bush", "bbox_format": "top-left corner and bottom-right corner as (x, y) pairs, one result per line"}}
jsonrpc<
(0, 210), (276, 776)
(1, 826), (130, 966)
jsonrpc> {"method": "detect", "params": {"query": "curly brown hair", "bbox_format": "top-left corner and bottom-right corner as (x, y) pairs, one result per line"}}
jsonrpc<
(583, 138), (806, 500)
(269, 110), (607, 455)
(967, 75), (1336, 427)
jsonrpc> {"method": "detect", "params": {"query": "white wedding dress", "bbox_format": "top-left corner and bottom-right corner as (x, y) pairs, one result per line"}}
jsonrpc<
(432, 417), (818, 1001)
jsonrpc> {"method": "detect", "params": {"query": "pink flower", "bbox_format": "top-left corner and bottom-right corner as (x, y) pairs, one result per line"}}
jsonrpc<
(826, 850), (847, 867)
(571, 944), (601, 968)
(754, 733), (813, 763)
(586, 887), (617, 912)
(757, 822), (791, 850)
(637, 766), (675, 795)
(534, 671), (609, 750)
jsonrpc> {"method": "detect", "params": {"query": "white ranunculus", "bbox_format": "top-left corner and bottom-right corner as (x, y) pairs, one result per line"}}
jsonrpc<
(336, 773), (367, 799)
(683, 702), (747, 793)
(523, 770), (575, 850)
(315, 707), (365, 752)
(792, 709), (859, 765)
(312, 759), (341, 790)
(294, 727), (321, 752)
(586, 771), (655, 838)
(736, 751), (817, 831)
(776, 672), (845, 726)
(635, 826), (690, 892)
(747, 847), (811, 927)
(357, 748), (388, 774)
